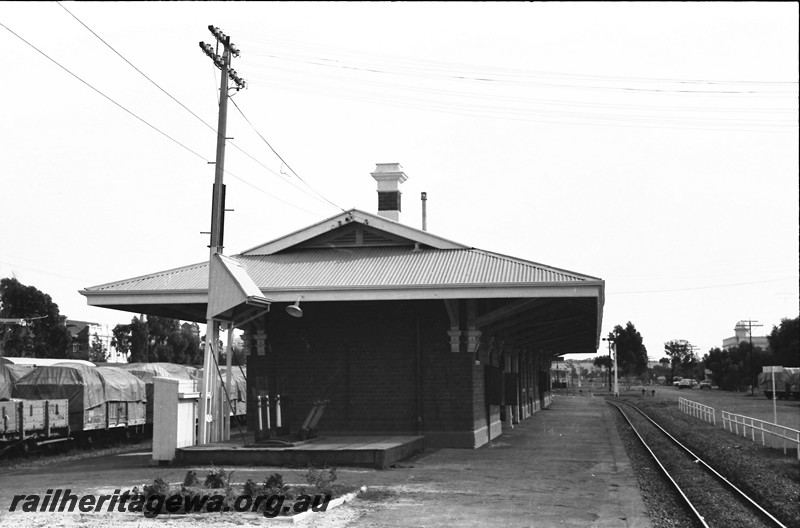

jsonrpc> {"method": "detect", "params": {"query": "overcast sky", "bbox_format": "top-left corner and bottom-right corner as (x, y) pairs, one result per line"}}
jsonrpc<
(1, 2), (797, 361)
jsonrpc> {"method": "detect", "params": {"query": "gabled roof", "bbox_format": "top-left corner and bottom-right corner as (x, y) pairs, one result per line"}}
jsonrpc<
(241, 209), (467, 255)
(83, 246), (602, 302)
(80, 207), (604, 352)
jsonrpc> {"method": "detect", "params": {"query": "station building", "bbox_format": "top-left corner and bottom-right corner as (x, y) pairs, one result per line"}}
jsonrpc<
(81, 164), (605, 449)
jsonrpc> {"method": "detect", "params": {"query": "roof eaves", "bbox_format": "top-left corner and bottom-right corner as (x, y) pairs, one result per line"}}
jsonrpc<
(81, 261), (208, 293)
(470, 248), (603, 282)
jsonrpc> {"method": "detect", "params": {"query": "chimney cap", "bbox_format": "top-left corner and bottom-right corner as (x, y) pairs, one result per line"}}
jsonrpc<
(371, 163), (408, 184)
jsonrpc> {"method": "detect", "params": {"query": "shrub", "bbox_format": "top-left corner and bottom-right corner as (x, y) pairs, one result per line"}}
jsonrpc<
(205, 466), (233, 489)
(263, 473), (287, 494)
(143, 477), (169, 499)
(305, 466), (337, 494)
(243, 478), (261, 497)
(183, 470), (200, 488)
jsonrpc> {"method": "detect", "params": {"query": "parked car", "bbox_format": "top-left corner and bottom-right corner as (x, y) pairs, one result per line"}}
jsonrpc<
(678, 379), (693, 389)
(673, 376), (682, 387)
(698, 380), (712, 389)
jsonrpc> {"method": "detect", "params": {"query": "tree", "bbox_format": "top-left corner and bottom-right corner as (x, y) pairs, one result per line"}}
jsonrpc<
(111, 317), (149, 363)
(593, 355), (612, 386)
(664, 339), (693, 381)
(0, 277), (72, 358)
(608, 322), (648, 388)
(111, 315), (200, 364)
(767, 317), (799, 367)
(702, 343), (766, 391)
(88, 333), (108, 363)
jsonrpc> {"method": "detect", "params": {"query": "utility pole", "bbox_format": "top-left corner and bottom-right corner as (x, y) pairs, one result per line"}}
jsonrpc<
(602, 336), (614, 392)
(197, 25), (246, 445)
(741, 319), (763, 396)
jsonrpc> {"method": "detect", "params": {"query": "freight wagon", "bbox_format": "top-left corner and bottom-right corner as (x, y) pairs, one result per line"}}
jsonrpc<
(1, 360), (247, 456)
(758, 366), (800, 400)
(0, 397), (70, 454)
(12, 364), (146, 442)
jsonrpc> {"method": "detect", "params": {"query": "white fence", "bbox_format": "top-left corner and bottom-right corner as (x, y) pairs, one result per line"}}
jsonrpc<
(722, 410), (800, 460)
(678, 397), (716, 425)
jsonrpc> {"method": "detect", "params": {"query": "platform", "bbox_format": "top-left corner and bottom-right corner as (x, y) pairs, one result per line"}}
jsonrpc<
(176, 434), (425, 469)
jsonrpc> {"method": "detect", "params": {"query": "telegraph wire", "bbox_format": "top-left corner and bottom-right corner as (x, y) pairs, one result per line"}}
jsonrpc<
(57, 4), (304, 193)
(243, 35), (797, 91)
(55, 2), (217, 137)
(228, 97), (347, 213)
(241, 35), (796, 131)
(0, 20), (328, 220)
(253, 77), (794, 133)
(0, 21), (210, 163)
(248, 67), (795, 128)
(256, 51), (794, 95)
(58, 2), (340, 215)
(243, 34), (798, 88)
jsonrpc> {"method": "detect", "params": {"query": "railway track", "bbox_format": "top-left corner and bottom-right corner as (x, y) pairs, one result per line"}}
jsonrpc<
(607, 399), (788, 528)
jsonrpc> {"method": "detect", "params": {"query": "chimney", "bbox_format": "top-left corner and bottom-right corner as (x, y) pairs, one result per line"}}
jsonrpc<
(371, 163), (407, 222)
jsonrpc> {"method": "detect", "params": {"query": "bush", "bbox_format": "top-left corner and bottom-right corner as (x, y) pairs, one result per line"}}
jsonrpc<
(143, 477), (169, 499)
(263, 473), (287, 493)
(305, 466), (337, 495)
(243, 478), (261, 498)
(204, 466), (233, 488)
(183, 470), (200, 488)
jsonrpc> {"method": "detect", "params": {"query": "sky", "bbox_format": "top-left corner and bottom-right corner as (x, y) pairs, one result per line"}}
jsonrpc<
(1, 2), (797, 361)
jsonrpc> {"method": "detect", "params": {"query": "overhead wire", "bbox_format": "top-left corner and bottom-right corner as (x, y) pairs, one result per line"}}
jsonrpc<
(253, 50), (797, 95)
(241, 33), (798, 88)
(240, 34), (796, 131)
(56, 2), (341, 216)
(247, 73), (794, 131)
(1, 18), (324, 220)
(56, 2), (342, 216)
(0, 21), (209, 163)
(228, 97), (347, 213)
(252, 75), (793, 133)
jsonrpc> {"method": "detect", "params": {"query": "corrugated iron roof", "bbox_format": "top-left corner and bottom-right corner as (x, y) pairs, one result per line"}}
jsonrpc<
(85, 247), (598, 293)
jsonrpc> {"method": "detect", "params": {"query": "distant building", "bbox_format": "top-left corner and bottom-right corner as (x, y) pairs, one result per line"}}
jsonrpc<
(66, 320), (125, 363)
(722, 321), (769, 351)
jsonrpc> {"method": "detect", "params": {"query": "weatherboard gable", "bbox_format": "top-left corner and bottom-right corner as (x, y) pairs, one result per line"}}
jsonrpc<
(240, 209), (466, 256)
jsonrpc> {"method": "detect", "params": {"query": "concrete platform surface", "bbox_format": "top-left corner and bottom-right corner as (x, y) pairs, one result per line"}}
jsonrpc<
(0, 394), (652, 528)
(332, 393), (653, 528)
(177, 435), (425, 469)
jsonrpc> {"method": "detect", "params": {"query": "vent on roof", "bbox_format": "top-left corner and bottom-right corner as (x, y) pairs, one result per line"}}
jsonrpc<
(297, 223), (416, 249)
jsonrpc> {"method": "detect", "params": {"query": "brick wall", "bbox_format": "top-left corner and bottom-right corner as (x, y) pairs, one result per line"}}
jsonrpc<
(246, 300), (479, 444)
(244, 298), (558, 447)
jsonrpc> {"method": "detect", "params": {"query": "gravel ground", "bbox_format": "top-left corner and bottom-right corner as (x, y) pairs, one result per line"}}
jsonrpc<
(611, 404), (701, 528)
(0, 439), (153, 471)
(610, 394), (800, 528)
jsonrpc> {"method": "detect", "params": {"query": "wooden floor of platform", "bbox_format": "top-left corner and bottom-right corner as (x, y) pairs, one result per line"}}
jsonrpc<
(176, 434), (425, 469)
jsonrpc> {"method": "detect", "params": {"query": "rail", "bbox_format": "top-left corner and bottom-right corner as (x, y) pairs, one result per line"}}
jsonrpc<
(722, 411), (800, 460)
(609, 400), (787, 528)
(678, 397), (716, 425)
